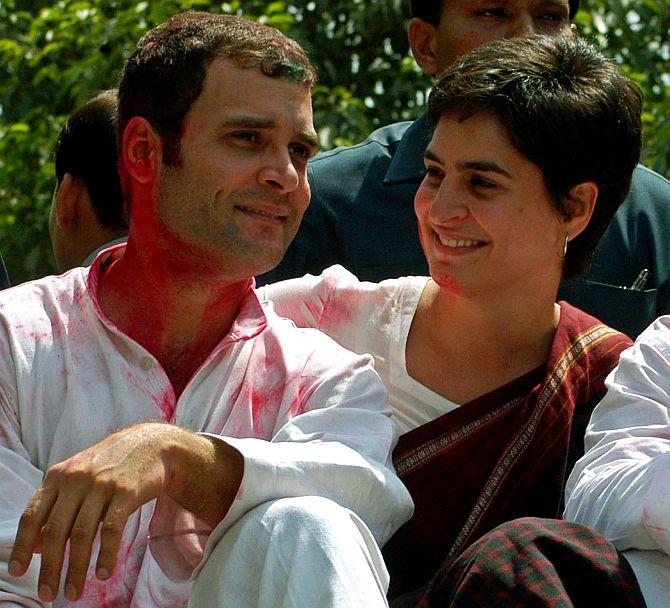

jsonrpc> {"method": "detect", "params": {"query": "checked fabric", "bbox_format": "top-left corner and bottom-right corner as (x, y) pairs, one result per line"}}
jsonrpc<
(392, 518), (647, 608)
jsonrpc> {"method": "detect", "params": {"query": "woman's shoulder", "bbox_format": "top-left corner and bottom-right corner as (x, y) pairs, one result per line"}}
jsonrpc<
(556, 300), (633, 373)
(558, 300), (632, 341)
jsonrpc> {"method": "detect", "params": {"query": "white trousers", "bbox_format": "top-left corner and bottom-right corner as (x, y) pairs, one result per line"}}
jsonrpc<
(622, 549), (670, 608)
(189, 496), (390, 608)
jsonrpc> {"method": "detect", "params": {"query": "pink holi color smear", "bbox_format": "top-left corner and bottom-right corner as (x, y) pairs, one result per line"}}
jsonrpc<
(287, 384), (309, 418)
(435, 274), (461, 294)
(76, 545), (133, 606)
(642, 505), (668, 533)
(158, 390), (176, 421)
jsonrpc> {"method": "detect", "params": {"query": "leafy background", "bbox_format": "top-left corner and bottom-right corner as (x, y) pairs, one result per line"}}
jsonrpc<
(1, 0), (669, 283)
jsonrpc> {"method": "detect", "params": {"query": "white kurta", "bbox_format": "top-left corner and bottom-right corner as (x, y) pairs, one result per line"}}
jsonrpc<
(564, 316), (670, 608)
(259, 265), (459, 434)
(0, 251), (412, 607)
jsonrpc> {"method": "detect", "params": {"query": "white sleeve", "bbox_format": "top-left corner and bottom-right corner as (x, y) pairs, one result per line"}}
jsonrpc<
(258, 265), (359, 330)
(564, 316), (670, 554)
(220, 354), (412, 546)
(149, 346), (413, 582)
(0, 379), (48, 606)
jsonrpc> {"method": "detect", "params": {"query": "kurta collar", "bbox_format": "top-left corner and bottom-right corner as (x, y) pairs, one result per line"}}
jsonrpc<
(86, 245), (268, 347)
(383, 113), (431, 185)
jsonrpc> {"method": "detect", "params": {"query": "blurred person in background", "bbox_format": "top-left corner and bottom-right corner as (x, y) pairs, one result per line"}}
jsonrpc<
(50, 89), (127, 272)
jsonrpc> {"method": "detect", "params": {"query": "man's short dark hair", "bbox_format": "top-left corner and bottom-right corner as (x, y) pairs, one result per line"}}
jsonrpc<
(410, 0), (580, 25)
(426, 35), (643, 280)
(55, 89), (127, 232)
(118, 11), (316, 167)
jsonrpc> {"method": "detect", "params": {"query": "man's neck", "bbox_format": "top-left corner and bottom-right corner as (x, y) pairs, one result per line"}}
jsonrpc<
(97, 239), (252, 397)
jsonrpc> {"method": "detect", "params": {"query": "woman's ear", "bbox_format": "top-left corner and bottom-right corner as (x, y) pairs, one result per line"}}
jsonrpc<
(563, 181), (598, 239)
(408, 18), (441, 76)
(121, 116), (162, 185)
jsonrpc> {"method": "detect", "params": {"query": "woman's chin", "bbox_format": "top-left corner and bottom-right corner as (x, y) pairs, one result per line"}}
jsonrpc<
(432, 272), (462, 294)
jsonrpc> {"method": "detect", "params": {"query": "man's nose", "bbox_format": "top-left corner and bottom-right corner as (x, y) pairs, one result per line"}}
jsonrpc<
(258, 150), (300, 192)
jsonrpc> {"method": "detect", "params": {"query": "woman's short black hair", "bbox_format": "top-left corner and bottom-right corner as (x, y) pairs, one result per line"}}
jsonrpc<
(427, 35), (643, 279)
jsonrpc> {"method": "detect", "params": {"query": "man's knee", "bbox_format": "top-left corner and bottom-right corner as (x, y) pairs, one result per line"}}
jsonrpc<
(257, 496), (358, 541)
(191, 497), (389, 607)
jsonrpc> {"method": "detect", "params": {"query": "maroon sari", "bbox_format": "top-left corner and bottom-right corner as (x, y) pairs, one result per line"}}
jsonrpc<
(383, 303), (632, 599)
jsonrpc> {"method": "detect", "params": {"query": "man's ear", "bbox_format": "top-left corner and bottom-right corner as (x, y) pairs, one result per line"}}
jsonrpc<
(121, 116), (162, 184)
(408, 18), (440, 76)
(563, 181), (598, 240)
(569, 23), (578, 39)
(53, 173), (82, 229)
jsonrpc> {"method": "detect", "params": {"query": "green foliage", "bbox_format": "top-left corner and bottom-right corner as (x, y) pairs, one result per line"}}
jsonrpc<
(577, 0), (670, 175)
(0, 0), (668, 283)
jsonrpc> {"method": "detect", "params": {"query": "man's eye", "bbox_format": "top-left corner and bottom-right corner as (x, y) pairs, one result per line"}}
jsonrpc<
(232, 131), (259, 143)
(290, 144), (311, 160)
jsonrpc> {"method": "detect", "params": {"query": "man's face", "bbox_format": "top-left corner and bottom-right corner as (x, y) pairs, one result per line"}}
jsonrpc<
(155, 58), (318, 278)
(426, 0), (573, 73)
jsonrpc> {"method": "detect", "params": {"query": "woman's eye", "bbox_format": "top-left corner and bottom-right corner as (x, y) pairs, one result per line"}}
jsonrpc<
(470, 176), (497, 189)
(424, 166), (444, 180)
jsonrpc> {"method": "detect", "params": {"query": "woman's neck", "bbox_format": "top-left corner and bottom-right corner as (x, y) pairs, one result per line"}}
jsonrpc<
(405, 280), (560, 404)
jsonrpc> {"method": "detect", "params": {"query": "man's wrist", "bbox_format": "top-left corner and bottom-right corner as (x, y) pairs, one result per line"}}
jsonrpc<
(165, 430), (244, 527)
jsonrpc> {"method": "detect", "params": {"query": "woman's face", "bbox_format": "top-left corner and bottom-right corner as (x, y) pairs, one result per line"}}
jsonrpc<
(414, 112), (567, 298)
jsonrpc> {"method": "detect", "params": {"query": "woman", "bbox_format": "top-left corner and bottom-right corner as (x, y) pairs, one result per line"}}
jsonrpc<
(261, 35), (643, 601)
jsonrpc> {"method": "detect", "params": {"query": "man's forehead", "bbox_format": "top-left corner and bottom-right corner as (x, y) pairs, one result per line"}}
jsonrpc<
(200, 58), (312, 106)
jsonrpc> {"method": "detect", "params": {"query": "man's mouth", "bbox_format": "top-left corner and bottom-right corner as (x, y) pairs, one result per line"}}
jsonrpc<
(236, 205), (286, 223)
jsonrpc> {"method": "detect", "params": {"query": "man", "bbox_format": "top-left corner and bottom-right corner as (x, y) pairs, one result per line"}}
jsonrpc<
(258, 0), (670, 339)
(2, 12), (411, 606)
(564, 316), (670, 608)
(50, 89), (128, 272)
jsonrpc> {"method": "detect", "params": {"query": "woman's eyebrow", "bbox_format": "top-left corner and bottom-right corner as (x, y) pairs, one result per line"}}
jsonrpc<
(456, 160), (512, 179)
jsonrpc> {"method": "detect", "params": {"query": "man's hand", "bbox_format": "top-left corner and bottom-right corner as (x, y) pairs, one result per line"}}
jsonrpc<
(8, 422), (243, 603)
